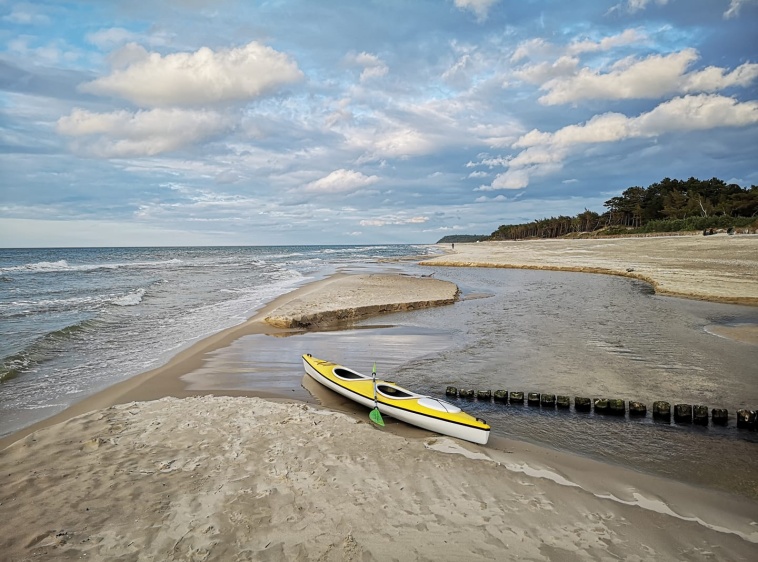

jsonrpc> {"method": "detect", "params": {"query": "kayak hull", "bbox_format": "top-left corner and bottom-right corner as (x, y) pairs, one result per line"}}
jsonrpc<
(302, 354), (490, 445)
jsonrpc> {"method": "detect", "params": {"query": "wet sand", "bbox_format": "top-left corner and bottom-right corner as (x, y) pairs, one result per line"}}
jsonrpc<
(2, 259), (758, 560)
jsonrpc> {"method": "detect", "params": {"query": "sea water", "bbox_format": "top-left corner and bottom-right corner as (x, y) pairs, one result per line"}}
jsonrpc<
(0, 245), (432, 436)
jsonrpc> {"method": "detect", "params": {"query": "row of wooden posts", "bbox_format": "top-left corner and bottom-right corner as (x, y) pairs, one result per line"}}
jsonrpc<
(444, 387), (758, 429)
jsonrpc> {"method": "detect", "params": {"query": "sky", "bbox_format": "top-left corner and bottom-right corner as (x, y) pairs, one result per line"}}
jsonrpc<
(1, 0), (757, 247)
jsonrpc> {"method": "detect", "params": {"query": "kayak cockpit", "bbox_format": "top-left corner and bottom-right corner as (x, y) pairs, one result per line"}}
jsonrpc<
(376, 384), (417, 399)
(333, 367), (370, 380)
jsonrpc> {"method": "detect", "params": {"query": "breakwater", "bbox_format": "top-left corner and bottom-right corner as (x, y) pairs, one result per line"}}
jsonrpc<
(445, 387), (758, 429)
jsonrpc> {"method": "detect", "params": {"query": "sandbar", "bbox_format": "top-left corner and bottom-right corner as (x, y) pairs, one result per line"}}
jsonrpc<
(265, 273), (459, 328)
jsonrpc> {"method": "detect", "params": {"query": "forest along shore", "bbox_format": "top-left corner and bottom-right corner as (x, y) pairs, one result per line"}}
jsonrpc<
(422, 234), (758, 308)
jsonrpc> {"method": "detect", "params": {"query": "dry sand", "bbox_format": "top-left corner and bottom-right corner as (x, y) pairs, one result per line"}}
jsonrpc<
(2, 256), (758, 561)
(423, 234), (758, 306)
(264, 273), (459, 328)
(3, 396), (757, 561)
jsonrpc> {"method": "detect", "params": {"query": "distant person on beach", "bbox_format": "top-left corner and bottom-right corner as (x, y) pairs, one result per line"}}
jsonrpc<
(452, 243), (455, 249)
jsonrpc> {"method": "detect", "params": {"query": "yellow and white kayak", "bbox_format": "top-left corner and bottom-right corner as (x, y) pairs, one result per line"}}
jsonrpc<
(302, 354), (490, 445)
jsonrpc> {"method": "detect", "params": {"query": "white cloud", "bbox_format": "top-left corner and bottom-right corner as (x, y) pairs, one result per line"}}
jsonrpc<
(56, 108), (231, 157)
(723, 0), (756, 18)
(304, 169), (380, 194)
(85, 27), (172, 51)
(80, 41), (303, 107)
(514, 56), (579, 84)
(479, 168), (536, 190)
(511, 38), (551, 63)
(607, 0), (668, 14)
(441, 41), (489, 89)
(360, 214), (429, 227)
(348, 127), (438, 160)
(538, 49), (758, 105)
(474, 194), (507, 202)
(511, 28), (645, 65)
(86, 28), (137, 49)
(2, 3), (51, 25)
(567, 28), (647, 55)
(345, 52), (389, 82)
(634, 93), (758, 132)
(374, 129), (435, 158)
(8, 37), (82, 66)
(486, 94), (758, 190)
(626, 0), (669, 12)
(454, 0), (499, 22)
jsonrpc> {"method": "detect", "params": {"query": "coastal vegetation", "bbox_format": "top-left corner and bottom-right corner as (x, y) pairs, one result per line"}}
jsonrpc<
(438, 177), (758, 243)
(436, 234), (489, 244)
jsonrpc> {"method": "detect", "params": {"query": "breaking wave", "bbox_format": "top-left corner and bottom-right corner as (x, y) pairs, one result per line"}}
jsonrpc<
(111, 288), (146, 307)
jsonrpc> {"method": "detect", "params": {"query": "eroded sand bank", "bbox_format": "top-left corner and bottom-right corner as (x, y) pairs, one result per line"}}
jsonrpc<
(422, 235), (758, 306)
(265, 273), (459, 328)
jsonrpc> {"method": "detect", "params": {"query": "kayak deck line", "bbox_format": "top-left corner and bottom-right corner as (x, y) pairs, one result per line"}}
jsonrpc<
(302, 354), (490, 444)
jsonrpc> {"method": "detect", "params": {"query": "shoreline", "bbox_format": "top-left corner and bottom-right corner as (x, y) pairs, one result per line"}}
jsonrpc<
(0, 272), (458, 449)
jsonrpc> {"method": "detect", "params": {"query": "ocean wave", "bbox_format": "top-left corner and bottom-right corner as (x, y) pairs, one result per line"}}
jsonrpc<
(0, 258), (183, 274)
(111, 288), (146, 307)
(1, 259), (70, 272)
(0, 320), (94, 383)
(3, 290), (145, 315)
(264, 268), (305, 282)
(262, 252), (303, 259)
(319, 248), (365, 255)
(0, 363), (25, 383)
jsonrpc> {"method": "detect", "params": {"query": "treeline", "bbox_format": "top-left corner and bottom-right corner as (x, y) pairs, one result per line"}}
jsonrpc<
(437, 234), (488, 244)
(489, 177), (758, 240)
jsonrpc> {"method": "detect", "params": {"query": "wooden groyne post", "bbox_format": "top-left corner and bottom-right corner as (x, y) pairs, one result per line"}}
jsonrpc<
(443, 387), (755, 429)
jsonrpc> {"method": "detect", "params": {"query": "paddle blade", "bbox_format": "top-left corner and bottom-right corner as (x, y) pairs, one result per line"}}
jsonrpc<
(369, 407), (385, 427)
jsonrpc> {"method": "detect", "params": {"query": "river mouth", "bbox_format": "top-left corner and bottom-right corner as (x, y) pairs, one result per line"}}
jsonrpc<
(180, 265), (758, 499)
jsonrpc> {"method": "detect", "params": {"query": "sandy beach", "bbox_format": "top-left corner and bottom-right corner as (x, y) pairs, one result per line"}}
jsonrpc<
(3, 396), (757, 561)
(422, 234), (758, 307)
(2, 245), (758, 561)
